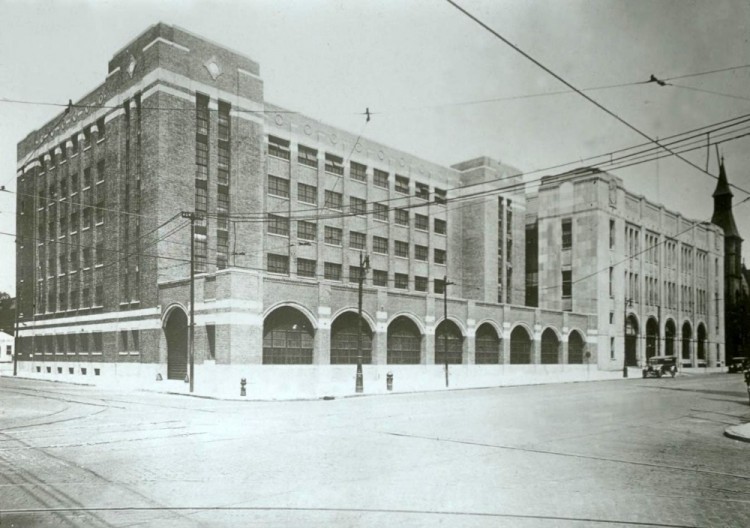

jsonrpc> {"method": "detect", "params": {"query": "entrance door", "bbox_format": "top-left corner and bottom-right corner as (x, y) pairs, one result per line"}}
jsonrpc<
(165, 308), (188, 380)
(625, 315), (638, 367)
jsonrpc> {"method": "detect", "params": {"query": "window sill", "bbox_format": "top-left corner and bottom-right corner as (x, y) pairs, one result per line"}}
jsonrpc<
(82, 227), (91, 232)
(95, 222), (104, 227)
(324, 243), (342, 248)
(97, 138), (105, 144)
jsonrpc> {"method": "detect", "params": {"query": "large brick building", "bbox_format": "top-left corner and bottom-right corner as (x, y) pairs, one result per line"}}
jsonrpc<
(14, 24), (725, 394)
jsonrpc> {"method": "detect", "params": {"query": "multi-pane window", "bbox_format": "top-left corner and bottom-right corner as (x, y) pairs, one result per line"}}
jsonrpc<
(324, 226), (342, 246)
(96, 117), (105, 140)
(297, 258), (316, 278)
(562, 270), (572, 297)
(395, 209), (409, 226)
(373, 236), (388, 254)
(195, 183), (208, 216)
(95, 285), (103, 306)
(374, 169), (388, 188)
(325, 153), (344, 175)
(95, 243), (103, 265)
(415, 245), (428, 261)
(562, 219), (572, 250)
(70, 211), (79, 233)
(349, 231), (366, 250)
(268, 175), (290, 198)
(324, 190), (342, 210)
(196, 94), (209, 135)
(349, 265), (363, 283)
(195, 233), (207, 273)
(217, 186), (229, 230)
(218, 101), (231, 141)
(324, 262), (342, 281)
(434, 248), (446, 265)
(59, 254), (67, 274)
(83, 207), (92, 229)
(350, 196), (367, 216)
(350, 162), (367, 182)
(95, 201), (104, 225)
(373, 270), (388, 287)
(267, 214), (290, 236)
(434, 278), (445, 294)
(60, 177), (68, 198)
(298, 145), (318, 168)
(96, 160), (105, 183)
(267, 254), (289, 274)
(196, 139), (208, 180)
(60, 217), (68, 236)
(415, 214), (429, 231)
(434, 218), (447, 235)
(298, 182), (317, 204)
(434, 188), (447, 205)
(83, 167), (92, 188)
(395, 241), (409, 258)
(83, 248), (92, 269)
(415, 276), (428, 292)
(297, 220), (317, 241)
(217, 231), (229, 270)
(416, 182), (429, 200)
(395, 273), (409, 289)
(268, 135), (290, 160)
(395, 175), (409, 194)
(374, 203), (388, 221)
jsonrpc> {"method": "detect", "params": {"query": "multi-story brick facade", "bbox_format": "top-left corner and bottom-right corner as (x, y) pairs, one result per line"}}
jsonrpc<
(13, 23), (724, 394)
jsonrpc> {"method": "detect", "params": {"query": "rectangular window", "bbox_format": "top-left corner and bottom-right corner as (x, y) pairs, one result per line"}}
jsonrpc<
(395, 273), (409, 289)
(268, 135), (290, 160)
(324, 226), (342, 246)
(297, 258), (316, 278)
(95, 242), (103, 265)
(298, 145), (318, 168)
(373, 270), (388, 287)
(218, 144), (230, 171)
(325, 153), (344, 175)
(373, 236), (388, 254)
(96, 117), (105, 140)
(267, 253), (289, 274)
(195, 139), (208, 180)
(195, 183), (208, 215)
(395, 175), (409, 194)
(70, 211), (79, 233)
(83, 167), (92, 188)
(120, 330), (129, 351)
(434, 248), (446, 265)
(206, 325), (216, 360)
(434, 187), (447, 205)
(195, 233), (207, 273)
(324, 262), (342, 281)
(83, 248), (92, 269)
(562, 219), (572, 250)
(434, 278), (445, 295)
(415, 182), (430, 200)
(349, 231), (366, 250)
(415, 214), (429, 231)
(562, 270), (572, 297)
(395, 209), (409, 226)
(350, 161), (367, 182)
(349, 265), (363, 284)
(395, 240), (409, 258)
(298, 182), (317, 204)
(217, 231), (229, 270)
(434, 218), (447, 235)
(95, 201), (104, 225)
(268, 175), (290, 198)
(324, 190), (342, 210)
(610, 337), (615, 359)
(415, 276), (428, 292)
(350, 196), (367, 215)
(374, 203), (388, 222)
(297, 220), (317, 241)
(95, 285), (103, 306)
(217, 186), (229, 229)
(373, 169), (388, 188)
(267, 214), (290, 236)
(415, 245), (428, 261)
(609, 267), (614, 297)
(96, 160), (105, 183)
(196, 94), (209, 135)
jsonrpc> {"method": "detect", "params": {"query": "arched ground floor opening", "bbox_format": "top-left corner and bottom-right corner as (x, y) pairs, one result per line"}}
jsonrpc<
(263, 306), (315, 364)
(165, 307), (188, 380)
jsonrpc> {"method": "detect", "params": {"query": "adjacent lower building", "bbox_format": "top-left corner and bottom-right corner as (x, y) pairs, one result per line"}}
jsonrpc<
(13, 23), (727, 392)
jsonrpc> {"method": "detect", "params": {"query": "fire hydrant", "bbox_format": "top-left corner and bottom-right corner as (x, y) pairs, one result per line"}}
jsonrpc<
(386, 372), (393, 391)
(240, 377), (247, 397)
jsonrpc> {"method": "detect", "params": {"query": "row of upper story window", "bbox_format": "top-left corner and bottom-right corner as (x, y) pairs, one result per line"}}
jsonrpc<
(38, 243), (105, 277)
(265, 216), (448, 263)
(266, 253), (451, 293)
(31, 332), (105, 354)
(37, 282), (105, 315)
(32, 116), (107, 172)
(37, 197), (107, 241)
(267, 135), (448, 202)
(622, 221), (710, 274)
(38, 160), (106, 207)
(617, 271), (709, 314)
(190, 230), (230, 273)
(195, 94), (231, 183)
(267, 175), (447, 234)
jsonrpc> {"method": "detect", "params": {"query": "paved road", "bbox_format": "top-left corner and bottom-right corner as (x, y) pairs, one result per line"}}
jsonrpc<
(0, 374), (748, 527)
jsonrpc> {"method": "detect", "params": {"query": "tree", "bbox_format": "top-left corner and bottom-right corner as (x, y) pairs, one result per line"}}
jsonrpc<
(0, 292), (10, 300)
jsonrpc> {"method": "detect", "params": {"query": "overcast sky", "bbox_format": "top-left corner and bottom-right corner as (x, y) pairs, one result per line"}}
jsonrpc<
(1, 0), (749, 296)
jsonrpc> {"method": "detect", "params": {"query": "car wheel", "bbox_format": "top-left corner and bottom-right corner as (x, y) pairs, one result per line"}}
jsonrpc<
(642, 371), (647, 378)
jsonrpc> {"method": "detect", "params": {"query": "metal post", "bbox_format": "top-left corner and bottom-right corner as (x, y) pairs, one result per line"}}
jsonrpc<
(356, 252), (369, 393)
(182, 211), (200, 393)
(13, 290), (19, 376)
(443, 276), (455, 387)
(623, 297), (631, 378)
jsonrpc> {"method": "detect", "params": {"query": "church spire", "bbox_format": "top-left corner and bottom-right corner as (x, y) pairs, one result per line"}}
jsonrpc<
(711, 157), (742, 239)
(712, 156), (732, 198)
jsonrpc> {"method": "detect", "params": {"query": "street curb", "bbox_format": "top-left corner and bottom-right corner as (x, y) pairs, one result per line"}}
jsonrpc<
(724, 424), (750, 443)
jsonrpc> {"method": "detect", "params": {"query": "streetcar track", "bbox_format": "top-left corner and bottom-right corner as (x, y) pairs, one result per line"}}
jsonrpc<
(381, 431), (750, 481)
(0, 431), (206, 452)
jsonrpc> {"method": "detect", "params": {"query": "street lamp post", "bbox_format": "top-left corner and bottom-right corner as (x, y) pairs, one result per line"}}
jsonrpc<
(356, 252), (370, 393)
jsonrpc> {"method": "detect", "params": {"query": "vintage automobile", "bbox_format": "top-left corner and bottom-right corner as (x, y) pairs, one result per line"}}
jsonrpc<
(727, 357), (749, 373)
(642, 355), (677, 378)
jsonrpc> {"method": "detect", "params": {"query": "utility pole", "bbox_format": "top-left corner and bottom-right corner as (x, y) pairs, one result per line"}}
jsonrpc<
(181, 211), (203, 393)
(13, 290), (19, 377)
(623, 297), (632, 378)
(356, 252), (370, 393)
(443, 275), (456, 387)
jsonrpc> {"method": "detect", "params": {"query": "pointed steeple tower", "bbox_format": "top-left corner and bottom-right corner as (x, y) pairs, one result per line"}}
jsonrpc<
(711, 157), (742, 240)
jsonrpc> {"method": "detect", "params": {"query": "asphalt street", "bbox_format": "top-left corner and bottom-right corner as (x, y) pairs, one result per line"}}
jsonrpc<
(0, 373), (748, 527)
